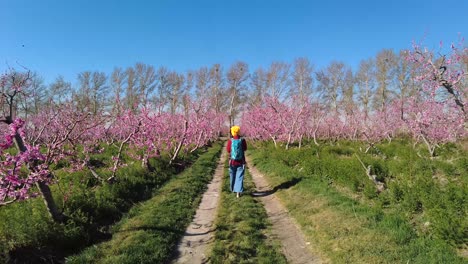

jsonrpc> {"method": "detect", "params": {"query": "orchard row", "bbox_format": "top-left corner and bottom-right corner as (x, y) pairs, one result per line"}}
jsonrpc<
(0, 38), (466, 220)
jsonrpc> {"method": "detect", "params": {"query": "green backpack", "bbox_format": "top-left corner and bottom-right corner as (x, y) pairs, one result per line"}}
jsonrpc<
(231, 138), (244, 161)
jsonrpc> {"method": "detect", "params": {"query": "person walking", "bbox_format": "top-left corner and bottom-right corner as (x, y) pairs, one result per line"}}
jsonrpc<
(227, 125), (247, 198)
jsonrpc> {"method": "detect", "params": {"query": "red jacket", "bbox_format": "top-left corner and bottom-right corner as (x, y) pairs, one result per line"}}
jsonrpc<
(227, 136), (247, 166)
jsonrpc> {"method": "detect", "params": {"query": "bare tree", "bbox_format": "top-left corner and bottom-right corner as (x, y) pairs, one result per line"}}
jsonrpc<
(342, 67), (355, 113)
(355, 58), (376, 120)
(208, 64), (226, 114)
(125, 67), (138, 112)
(167, 71), (186, 114)
(75, 71), (108, 115)
(17, 72), (47, 117)
(110, 67), (127, 115)
(227, 61), (249, 127)
(48, 75), (71, 105)
(135, 63), (157, 108)
(395, 50), (417, 119)
(373, 49), (397, 112)
(266, 61), (291, 100)
(248, 67), (267, 107)
(75, 71), (92, 112)
(290, 57), (314, 103)
(182, 71), (194, 116)
(156, 68), (187, 114)
(154, 66), (170, 113)
(315, 61), (348, 112)
(194, 66), (210, 100)
(91, 72), (108, 114)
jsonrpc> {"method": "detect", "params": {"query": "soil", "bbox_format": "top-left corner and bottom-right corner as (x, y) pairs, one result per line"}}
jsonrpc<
(171, 146), (227, 264)
(172, 145), (322, 263)
(246, 155), (322, 264)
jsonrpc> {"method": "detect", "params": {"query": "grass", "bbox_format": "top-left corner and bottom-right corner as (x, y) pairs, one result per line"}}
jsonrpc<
(66, 141), (222, 264)
(209, 160), (287, 264)
(248, 139), (467, 263)
(0, 143), (210, 263)
(1, 138), (465, 263)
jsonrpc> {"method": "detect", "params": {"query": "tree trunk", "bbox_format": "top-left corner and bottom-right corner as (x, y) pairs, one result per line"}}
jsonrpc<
(108, 121), (141, 182)
(313, 131), (319, 146)
(421, 134), (436, 157)
(271, 136), (277, 148)
(286, 133), (292, 150)
(170, 120), (188, 165)
(14, 131), (65, 223)
(36, 181), (65, 222)
(355, 154), (386, 193)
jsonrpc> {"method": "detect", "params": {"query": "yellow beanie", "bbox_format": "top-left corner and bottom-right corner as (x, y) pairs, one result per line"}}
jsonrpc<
(231, 126), (240, 137)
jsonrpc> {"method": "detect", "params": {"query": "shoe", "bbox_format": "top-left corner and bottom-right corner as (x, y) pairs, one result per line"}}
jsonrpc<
(236, 192), (240, 198)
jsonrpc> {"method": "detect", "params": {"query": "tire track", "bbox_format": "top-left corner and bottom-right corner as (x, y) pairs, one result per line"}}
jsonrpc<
(246, 155), (322, 264)
(171, 145), (227, 264)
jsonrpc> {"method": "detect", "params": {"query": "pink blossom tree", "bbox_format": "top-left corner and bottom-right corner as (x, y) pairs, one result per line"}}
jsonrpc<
(25, 103), (107, 170)
(107, 98), (225, 174)
(105, 109), (143, 182)
(184, 97), (226, 152)
(0, 71), (64, 222)
(360, 103), (403, 152)
(304, 101), (326, 146)
(407, 38), (467, 125)
(404, 98), (465, 157)
(241, 98), (284, 147)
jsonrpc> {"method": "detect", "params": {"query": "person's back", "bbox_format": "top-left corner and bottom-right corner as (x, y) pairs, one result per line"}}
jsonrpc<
(227, 126), (247, 198)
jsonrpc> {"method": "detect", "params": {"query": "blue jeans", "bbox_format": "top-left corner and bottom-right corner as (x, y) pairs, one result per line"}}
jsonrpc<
(229, 164), (245, 193)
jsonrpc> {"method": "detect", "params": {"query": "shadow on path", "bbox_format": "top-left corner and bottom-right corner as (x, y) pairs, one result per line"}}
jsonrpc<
(251, 177), (302, 197)
(116, 225), (185, 235)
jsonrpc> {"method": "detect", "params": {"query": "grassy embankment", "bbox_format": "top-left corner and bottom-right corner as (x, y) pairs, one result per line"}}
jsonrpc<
(0, 142), (220, 263)
(66, 142), (223, 263)
(249, 139), (467, 264)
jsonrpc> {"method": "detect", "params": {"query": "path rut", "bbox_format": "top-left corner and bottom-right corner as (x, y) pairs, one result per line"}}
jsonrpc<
(246, 155), (322, 264)
(172, 144), (321, 264)
(171, 146), (227, 264)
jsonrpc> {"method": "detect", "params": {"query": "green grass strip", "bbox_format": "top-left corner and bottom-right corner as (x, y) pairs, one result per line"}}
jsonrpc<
(66, 142), (223, 264)
(249, 145), (466, 264)
(209, 160), (287, 264)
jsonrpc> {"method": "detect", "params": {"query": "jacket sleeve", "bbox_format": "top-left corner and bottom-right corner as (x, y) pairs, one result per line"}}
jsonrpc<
(242, 139), (247, 151)
(227, 139), (231, 153)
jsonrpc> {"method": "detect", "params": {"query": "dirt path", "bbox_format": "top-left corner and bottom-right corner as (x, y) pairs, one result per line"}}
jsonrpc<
(172, 145), (321, 264)
(171, 146), (227, 264)
(246, 155), (322, 264)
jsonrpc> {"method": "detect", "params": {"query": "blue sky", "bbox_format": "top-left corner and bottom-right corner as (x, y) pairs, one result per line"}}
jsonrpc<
(1, 0), (467, 85)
